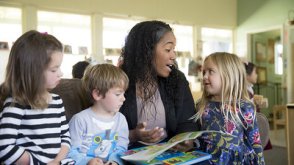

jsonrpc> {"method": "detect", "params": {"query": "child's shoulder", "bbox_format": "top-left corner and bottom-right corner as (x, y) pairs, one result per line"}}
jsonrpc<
(69, 107), (91, 123)
(239, 99), (255, 112)
(73, 107), (91, 117)
(50, 93), (61, 99)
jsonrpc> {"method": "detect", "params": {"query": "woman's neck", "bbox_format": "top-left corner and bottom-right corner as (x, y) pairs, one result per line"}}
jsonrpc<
(136, 81), (157, 100)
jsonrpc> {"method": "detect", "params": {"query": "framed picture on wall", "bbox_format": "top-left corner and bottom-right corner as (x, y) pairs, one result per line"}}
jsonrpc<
(257, 66), (267, 84)
(256, 42), (266, 62)
(63, 45), (72, 54)
(0, 41), (9, 50)
(267, 39), (275, 64)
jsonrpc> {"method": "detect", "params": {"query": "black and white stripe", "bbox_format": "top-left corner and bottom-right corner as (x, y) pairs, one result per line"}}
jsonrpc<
(0, 94), (70, 164)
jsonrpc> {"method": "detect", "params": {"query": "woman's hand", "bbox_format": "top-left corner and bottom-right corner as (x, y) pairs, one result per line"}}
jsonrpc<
(87, 158), (104, 165)
(171, 139), (194, 152)
(105, 161), (118, 165)
(130, 122), (164, 143)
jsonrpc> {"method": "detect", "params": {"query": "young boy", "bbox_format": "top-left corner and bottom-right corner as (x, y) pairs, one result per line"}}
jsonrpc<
(67, 63), (129, 165)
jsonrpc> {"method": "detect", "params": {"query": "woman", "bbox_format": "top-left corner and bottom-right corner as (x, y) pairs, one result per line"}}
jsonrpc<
(119, 20), (199, 151)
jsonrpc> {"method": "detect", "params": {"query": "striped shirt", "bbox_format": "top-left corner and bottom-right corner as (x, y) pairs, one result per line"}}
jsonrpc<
(0, 94), (71, 164)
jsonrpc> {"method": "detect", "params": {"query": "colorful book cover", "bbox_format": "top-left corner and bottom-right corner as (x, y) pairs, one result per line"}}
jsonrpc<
(162, 150), (211, 165)
(121, 131), (215, 164)
(121, 131), (205, 162)
(122, 146), (211, 165)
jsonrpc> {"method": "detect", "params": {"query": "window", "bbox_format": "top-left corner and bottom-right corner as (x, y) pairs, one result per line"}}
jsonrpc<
(0, 6), (22, 83)
(275, 41), (283, 75)
(103, 17), (139, 65)
(38, 11), (91, 78)
(201, 27), (233, 58)
(171, 24), (193, 76)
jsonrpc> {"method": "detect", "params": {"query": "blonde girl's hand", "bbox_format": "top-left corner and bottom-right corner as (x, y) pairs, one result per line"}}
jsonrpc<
(87, 158), (104, 165)
(171, 139), (194, 152)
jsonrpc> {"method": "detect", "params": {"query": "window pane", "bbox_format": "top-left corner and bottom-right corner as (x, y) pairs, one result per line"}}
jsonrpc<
(201, 27), (233, 58)
(275, 41), (283, 75)
(38, 11), (91, 78)
(171, 24), (193, 76)
(103, 17), (139, 65)
(0, 6), (22, 83)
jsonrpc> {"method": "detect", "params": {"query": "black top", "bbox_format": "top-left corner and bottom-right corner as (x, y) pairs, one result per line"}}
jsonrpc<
(120, 69), (199, 142)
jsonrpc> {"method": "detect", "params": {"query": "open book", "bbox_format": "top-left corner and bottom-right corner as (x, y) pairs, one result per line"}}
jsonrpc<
(121, 131), (214, 164)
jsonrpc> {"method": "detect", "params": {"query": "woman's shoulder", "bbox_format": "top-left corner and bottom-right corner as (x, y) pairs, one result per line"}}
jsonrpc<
(166, 69), (187, 83)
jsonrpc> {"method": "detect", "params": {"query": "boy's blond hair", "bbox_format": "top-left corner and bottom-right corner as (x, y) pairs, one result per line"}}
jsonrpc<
(195, 52), (253, 128)
(82, 63), (129, 103)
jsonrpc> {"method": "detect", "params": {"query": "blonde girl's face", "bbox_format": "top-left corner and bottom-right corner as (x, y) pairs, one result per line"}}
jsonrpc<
(44, 52), (63, 90)
(247, 67), (258, 84)
(202, 58), (222, 101)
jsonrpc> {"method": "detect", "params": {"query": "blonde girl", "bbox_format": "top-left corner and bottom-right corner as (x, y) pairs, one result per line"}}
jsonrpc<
(194, 52), (264, 165)
(0, 30), (70, 165)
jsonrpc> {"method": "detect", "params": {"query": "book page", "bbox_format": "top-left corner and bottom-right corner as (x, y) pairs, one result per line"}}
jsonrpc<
(121, 131), (208, 162)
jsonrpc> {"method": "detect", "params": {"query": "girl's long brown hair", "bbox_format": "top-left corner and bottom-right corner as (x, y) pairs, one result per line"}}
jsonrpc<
(0, 30), (63, 109)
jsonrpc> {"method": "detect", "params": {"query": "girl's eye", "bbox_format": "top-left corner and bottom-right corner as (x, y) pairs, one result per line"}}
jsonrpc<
(209, 69), (215, 74)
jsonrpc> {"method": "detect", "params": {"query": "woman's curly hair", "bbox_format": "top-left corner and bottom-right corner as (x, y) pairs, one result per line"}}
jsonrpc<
(120, 20), (179, 105)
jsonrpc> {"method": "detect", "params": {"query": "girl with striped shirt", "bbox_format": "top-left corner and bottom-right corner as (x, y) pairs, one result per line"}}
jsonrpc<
(0, 30), (70, 165)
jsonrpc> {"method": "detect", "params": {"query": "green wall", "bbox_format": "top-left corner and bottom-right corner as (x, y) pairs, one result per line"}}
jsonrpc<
(237, 0), (294, 28)
(236, 0), (294, 58)
(236, 0), (294, 117)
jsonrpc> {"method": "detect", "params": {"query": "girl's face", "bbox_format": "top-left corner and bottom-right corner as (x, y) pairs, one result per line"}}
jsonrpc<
(247, 67), (258, 84)
(202, 58), (222, 100)
(96, 87), (126, 115)
(153, 31), (176, 77)
(44, 52), (63, 90)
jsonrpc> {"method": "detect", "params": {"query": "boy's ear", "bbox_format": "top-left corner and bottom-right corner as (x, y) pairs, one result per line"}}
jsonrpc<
(92, 89), (102, 101)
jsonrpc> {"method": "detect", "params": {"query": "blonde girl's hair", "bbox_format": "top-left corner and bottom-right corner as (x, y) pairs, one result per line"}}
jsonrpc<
(82, 63), (129, 103)
(195, 52), (254, 128)
(0, 30), (63, 109)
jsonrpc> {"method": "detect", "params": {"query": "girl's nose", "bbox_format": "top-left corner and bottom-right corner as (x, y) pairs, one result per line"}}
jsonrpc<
(203, 72), (208, 79)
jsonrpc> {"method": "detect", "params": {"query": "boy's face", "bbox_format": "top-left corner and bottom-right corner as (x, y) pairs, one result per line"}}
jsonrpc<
(98, 87), (126, 115)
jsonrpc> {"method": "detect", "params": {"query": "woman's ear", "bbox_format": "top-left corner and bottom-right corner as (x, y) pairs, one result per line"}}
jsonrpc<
(92, 89), (102, 101)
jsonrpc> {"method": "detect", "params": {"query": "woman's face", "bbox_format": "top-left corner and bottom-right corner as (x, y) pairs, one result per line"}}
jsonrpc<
(153, 31), (176, 77)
